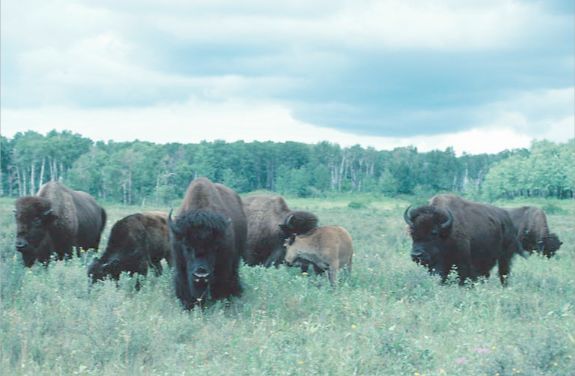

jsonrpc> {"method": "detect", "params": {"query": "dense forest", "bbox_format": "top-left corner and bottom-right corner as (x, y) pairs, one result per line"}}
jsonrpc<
(0, 130), (573, 204)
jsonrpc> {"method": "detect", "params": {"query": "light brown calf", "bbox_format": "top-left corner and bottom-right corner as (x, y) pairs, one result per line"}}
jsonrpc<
(284, 226), (353, 286)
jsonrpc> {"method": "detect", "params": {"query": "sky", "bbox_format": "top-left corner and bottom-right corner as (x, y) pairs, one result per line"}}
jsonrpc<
(1, 0), (574, 155)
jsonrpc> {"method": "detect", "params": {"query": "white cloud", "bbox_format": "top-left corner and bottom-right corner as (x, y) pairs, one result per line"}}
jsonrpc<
(3, 97), (570, 155)
(147, 0), (538, 51)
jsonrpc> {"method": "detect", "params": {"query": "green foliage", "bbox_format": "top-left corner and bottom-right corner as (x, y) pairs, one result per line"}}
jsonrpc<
(484, 140), (574, 200)
(1, 130), (573, 203)
(1, 197), (574, 375)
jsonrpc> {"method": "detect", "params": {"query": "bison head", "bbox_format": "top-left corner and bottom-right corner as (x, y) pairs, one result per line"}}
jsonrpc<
(88, 218), (148, 282)
(88, 250), (147, 282)
(14, 197), (58, 267)
(168, 209), (230, 305)
(279, 211), (318, 237)
(540, 233), (562, 258)
(404, 205), (454, 277)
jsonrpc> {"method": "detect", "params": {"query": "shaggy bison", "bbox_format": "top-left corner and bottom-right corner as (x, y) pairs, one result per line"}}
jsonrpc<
(404, 194), (524, 285)
(506, 206), (562, 258)
(284, 226), (353, 286)
(243, 195), (318, 267)
(169, 178), (246, 309)
(14, 181), (106, 267)
(88, 212), (171, 282)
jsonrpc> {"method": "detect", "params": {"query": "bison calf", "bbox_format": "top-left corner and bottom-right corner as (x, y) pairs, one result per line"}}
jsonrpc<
(284, 226), (353, 286)
(506, 206), (562, 258)
(88, 212), (171, 282)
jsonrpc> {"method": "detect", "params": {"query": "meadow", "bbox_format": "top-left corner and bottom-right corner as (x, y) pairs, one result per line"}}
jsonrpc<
(1, 195), (574, 376)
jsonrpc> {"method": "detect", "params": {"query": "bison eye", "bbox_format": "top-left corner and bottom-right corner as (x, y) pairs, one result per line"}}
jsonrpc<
(431, 229), (439, 236)
(32, 218), (42, 226)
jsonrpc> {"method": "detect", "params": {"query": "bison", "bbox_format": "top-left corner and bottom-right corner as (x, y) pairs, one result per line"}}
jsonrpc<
(88, 211), (171, 282)
(403, 194), (524, 285)
(284, 226), (353, 286)
(14, 181), (106, 267)
(506, 206), (562, 258)
(168, 178), (246, 309)
(242, 195), (318, 267)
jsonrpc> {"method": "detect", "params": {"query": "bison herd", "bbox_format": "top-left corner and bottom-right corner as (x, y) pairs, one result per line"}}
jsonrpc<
(13, 179), (563, 309)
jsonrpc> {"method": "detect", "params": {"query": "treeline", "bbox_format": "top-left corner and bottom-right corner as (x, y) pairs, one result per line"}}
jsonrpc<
(1, 130), (573, 204)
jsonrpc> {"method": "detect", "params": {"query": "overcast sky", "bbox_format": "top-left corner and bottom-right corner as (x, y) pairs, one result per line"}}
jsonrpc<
(1, 0), (574, 154)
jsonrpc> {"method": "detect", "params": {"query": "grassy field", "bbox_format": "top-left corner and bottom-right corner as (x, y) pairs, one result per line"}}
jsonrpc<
(1, 195), (574, 375)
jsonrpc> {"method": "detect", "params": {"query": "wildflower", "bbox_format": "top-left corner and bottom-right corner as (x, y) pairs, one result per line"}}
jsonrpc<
(474, 347), (491, 355)
(455, 357), (467, 365)
(297, 360), (305, 365)
(351, 324), (357, 329)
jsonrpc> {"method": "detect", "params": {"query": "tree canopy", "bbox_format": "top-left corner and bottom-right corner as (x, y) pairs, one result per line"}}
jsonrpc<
(1, 130), (572, 204)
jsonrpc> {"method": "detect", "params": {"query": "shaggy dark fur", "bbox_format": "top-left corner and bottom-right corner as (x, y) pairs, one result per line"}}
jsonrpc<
(506, 206), (562, 258)
(88, 212), (171, 282)
(243, 195), (319, 267)
(169, 178), (246, 310)
(14, 181), (106, 267)
(404, 194), (524, 285)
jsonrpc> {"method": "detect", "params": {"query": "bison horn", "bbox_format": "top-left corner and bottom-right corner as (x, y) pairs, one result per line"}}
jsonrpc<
(403, 206), (414, 227)
(440, 209), (453, 230)
(285, 214), (295, 226)
(42, 208), (54, 217)
(167, 209), (177, 234)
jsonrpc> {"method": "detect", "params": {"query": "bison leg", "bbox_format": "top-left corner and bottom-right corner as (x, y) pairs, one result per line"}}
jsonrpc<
(151, 261), (163, 276)
(497, 258), (511, 286)
(174, 272), (195, 310)
(327, 268), (337, 287)
(264, 247), (286, 268)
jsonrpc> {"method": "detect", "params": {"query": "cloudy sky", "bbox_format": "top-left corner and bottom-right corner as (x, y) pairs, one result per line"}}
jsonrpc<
(1, 0), (573, 154)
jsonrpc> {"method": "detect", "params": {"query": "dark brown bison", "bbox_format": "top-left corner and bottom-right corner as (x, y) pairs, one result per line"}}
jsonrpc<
(284, 225), (353, 286)
(403, 194), (524, 285)
(88, 211), (171, 282)
(14, 181), (107, 267)
(242, 195), (318, 267)
(506, 206), (562, 258)
(168, 178), (246, 309)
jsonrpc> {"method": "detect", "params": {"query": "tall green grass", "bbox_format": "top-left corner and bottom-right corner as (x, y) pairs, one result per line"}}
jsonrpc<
(1, 196), (574, 375)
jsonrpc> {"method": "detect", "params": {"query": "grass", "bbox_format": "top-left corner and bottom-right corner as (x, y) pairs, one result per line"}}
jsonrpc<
(1, 195), (574, 375)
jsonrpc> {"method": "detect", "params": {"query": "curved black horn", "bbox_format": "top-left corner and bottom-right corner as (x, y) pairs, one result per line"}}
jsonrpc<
(167, 209), (176, 232)
(403, 206), (414, 227)
(440, 209), (453, 230)
(285, 213), (295, 226)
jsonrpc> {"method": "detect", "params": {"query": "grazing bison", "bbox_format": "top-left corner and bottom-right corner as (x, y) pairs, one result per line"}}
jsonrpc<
(243, 195), (318, 267)
(88, 212), (171, 282)
(168, 178), (246, 309)
(506, 206), (562, 258)
(284, 226), (353, 286)
(403, 194), (524, 285)
(14, 181), (106, 267)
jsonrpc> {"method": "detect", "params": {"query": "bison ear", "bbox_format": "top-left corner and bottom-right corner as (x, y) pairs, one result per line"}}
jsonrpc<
(283, 234), (296, 247)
